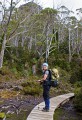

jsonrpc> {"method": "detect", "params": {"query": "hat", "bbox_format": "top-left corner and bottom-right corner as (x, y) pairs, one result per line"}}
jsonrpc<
(42, 63), (48, 67)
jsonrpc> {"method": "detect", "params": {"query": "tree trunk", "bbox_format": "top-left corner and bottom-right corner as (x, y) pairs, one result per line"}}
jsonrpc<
(76, 27), (80, 55)
(68, 29), (71, 62)
(46, 35), (48, 62)
(0, 34), (7, 68)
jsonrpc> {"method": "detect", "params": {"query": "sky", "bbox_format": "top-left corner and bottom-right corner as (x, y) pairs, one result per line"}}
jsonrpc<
(17, 0), (82, 19)
(0, 0), (82, 11)
(0, 0), (82, 19)
(18, 0), (82, 11)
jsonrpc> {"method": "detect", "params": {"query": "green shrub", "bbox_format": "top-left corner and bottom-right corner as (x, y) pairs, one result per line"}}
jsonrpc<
(0, 112), (5, 118)
(11, 67), (18, 74)
(23, 86), (41, 96)
(59, 68), (70, 81)
(70, 67), (82, 84)
(48, 56), (71, 71)
(21, 80), (42, 96)
(0, 66), (12, 75)
(74, 81), (82, 88)
(74, 87), (82, 112)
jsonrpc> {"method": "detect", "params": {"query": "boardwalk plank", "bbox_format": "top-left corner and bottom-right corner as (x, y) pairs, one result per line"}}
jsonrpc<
(27, 93), (74, 120)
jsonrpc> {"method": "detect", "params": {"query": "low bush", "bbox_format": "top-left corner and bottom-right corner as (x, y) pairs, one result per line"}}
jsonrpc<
(21, 80), (42, 96)
(74, 81), (82, 88)
(70, 67), (82, 84)
(23, 86), (42, 96)
(0, 66), (12, 75)
(74, 87), (82, 112)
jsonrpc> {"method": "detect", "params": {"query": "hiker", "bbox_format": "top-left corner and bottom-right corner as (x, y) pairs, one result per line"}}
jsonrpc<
(38, 63), (51, 112)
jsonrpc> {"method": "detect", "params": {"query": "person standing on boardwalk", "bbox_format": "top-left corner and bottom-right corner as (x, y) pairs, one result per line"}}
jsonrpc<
(38, 63), (51, 112)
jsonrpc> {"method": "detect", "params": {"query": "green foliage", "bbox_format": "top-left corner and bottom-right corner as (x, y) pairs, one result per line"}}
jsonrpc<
(32, 58), (37, 64)
(59, 41), (69, 54)
(74, 81), (82, 88)
(53, 108), (63, 120)
(0, 112), (5, 118)
(22, 81), (42, 96)
(74, 87), (82, 112)
(4, 45), (39, 77)
(74, 81), (82, 112)
(7, 20), (18, 37)
(0, 66), (12, 75)
(23, 86), (41, 96)
(70, 67), (82, 84)
(41, 8), (58, 15)
(49, 52), (71, 71)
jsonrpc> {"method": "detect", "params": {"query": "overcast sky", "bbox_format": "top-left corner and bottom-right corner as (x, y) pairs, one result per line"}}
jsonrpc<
(19, 0), (82, 10)
(0, 0), (82, 12)
(0, 0), (82, 19)
(16, 0), (82, 18)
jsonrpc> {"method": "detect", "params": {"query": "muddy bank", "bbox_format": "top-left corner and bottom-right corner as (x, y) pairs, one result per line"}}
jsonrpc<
(0, 95), (43, 120)
(0, 79), (42, 119)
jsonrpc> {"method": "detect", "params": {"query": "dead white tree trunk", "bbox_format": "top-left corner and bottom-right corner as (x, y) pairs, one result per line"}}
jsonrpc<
(0, 34), (7, 68)
(68, 28), (72, 62)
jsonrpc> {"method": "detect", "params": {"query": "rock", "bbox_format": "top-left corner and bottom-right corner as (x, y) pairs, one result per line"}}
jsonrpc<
(6, 110), (14, 114)
(0, 86), (4, 89)
(0, 83), (12, 89)
(12, 86), (23, 91)
(2, 105), (10, 109)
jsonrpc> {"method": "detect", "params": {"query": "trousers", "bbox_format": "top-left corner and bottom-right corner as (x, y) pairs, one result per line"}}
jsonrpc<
(43, 85), (50, 109)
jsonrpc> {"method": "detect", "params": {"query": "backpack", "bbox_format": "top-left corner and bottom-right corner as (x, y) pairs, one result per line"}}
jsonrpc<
(48, 69), (59, 87)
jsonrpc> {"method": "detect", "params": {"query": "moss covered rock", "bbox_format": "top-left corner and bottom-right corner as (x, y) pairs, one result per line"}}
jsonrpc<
(0, 112), (5, 118)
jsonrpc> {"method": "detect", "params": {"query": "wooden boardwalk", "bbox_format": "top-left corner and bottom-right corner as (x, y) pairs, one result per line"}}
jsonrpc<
(27, 93), (74, 120)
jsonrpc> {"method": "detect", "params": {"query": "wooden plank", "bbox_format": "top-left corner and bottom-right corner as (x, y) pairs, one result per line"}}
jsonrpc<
(27, 93), (74, 120)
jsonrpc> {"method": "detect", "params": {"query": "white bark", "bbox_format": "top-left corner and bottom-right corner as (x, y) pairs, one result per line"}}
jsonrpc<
(68, 28), (72, 62)
(0, 34), (7, 68)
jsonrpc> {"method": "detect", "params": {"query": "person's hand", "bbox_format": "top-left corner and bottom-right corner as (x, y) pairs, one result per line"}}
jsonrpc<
(37, 80), (43, 85)
(38, 80), (41, 82)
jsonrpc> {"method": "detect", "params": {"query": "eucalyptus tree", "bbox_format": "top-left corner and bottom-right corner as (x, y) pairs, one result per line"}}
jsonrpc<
(0, 0), (31, 68)
(57, 6), (81, 62)
(64, 15), (82, 61)
(40, 8), (59, 62)
(75, 21), (82, 56)
(9, 1), (42, 48)
(26, 8), (59, 61)
(0, 0), (16, 68)
(58, 5), (74, 19)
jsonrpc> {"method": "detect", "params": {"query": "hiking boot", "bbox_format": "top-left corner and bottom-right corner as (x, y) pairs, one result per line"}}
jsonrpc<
(42, 108), (49, 112)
